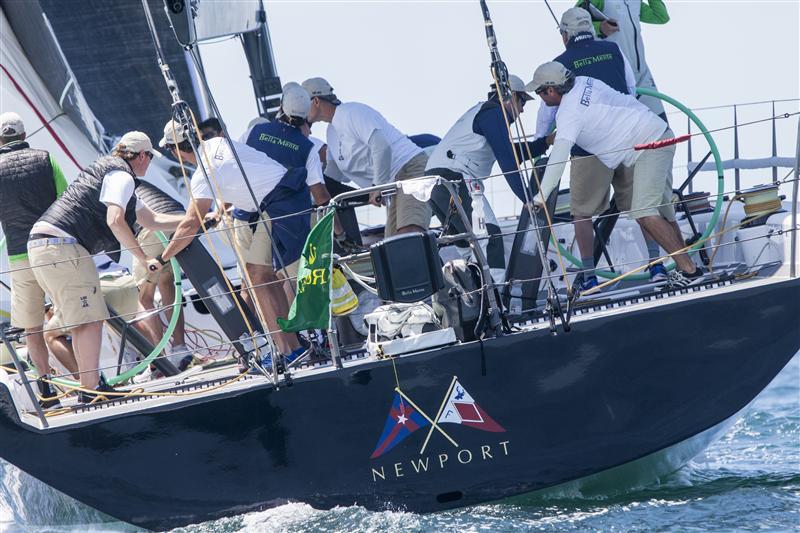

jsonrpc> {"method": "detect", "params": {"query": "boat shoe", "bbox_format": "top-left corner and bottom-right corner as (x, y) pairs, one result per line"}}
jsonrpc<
(572, 272), (599, 293)
(77, 375), (116, 404)
(36, 376), (61, 409)
(660, 267), (705, 292)
(647, 263), (669, 282)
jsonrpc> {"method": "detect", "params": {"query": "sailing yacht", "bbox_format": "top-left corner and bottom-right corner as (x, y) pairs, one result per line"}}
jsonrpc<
(0, 1), (798, 530)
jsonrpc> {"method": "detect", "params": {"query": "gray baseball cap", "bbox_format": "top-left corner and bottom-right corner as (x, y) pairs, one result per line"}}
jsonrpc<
(560, 7), (594, 38)
(525, 62), (574, 93)
(0, 112), (24, 137)
(301, 77), (342, 105)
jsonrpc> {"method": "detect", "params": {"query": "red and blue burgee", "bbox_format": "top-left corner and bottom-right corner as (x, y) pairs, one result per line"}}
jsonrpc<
(437, 380), (505, 432)
(370, 392), (430, 459)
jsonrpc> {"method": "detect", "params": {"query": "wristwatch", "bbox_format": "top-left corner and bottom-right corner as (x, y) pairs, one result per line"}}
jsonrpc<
(155, 254), (169, 266)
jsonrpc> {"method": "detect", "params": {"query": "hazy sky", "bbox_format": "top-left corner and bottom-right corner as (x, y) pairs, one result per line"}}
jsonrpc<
(199, 1), (799, 218)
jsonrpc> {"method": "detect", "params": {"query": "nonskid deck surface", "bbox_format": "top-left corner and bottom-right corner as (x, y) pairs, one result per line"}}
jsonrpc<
(5, 261), (784, 428)
(515, 261), (772, 325)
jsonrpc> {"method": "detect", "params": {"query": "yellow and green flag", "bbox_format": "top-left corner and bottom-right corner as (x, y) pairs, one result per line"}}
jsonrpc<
(278, 211), (334, 332)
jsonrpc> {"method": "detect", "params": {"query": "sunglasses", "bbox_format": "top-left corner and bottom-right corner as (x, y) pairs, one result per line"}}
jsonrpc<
(535, 87), (549, 96)
(144, 151), (154, 160)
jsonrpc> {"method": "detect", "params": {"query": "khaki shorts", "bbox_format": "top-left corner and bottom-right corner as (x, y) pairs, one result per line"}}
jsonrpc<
(570, 156), (634, 217)
(233, 215), (273, 267)
(132, 228), (169, 286)
(9, 258), (46, 329)
(47, 273), (140, 335)
(29, 243), (109, 330)
(631, 129), (677, 221)
(385, 152), (432, 236)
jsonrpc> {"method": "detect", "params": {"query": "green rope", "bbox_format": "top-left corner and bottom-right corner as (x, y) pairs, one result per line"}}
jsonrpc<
(553, 87), (725, 280)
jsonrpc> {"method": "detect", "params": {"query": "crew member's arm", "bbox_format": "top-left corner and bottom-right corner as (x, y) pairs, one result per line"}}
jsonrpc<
(474, 105), (545, 203)
(106, 204), (148, 263)
(640, 0), (669, 24)
(149, 197), (214, 270)
(535, 138), (574, 207)
(367, 129), (393, 207)
(101, 170), (146, 262)
(135, 205), (184, 232)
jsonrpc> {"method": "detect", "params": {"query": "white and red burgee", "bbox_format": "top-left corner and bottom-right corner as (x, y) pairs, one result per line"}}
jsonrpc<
(437, 380), (505, 432)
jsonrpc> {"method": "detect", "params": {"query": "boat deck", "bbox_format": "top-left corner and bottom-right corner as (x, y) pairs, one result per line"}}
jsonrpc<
(3, 259), (786, 431)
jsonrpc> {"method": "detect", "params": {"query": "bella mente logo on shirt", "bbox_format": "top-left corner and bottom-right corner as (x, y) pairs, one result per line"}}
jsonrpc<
(258, 133), (299, 151)
(580, 77), (594, 107)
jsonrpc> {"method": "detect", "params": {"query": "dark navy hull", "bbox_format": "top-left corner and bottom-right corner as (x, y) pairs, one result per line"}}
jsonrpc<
(1, 279), (798, 530)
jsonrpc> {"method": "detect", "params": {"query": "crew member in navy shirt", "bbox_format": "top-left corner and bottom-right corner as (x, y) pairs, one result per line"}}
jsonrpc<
(426, 74), (548, 282)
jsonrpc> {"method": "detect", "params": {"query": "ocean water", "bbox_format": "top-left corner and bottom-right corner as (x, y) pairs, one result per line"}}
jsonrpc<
(2, 355), (798, 532)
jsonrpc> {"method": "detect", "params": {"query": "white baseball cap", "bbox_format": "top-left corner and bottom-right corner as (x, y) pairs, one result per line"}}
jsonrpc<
(560, 7), (594, 38)
(0, 112), (25, 137)
(280, 82), (312, 119)
(508, 74), (533, 101)
(117, 131), (162, 157)
(158, 119), (188, 148)
(301, 77), (341, 105)
(525, 62), (574, 93)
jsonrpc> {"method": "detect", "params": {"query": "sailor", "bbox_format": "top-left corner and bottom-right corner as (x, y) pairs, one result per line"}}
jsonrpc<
(240, 82), (339, 275)
(152, 119), (302, 361)
(528, 62), (702, 290)
(425, 75), (547, 282)
(27, 132), (184, 402)
(0, 112), (68, 408)
(198, 117), (223, 140)
(235, 83), (337, 361)
(535, 7), (669, 289)
(132, 181), (195, 370)
(579, 0), (670, 118)
(302, 77), (431, 236)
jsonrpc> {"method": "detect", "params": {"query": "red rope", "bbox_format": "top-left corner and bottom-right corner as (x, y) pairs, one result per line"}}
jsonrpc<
(1, 63), (83, 170)
(634, 133), (692, 151)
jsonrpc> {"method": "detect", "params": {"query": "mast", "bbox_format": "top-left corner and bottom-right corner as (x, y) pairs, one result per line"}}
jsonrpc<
(240, 0), (282, 118)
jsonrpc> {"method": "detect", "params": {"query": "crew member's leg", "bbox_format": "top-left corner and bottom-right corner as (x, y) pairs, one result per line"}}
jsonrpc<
(387, 153), (432, 236)
(9, 259), (51, 378)
(236, 216), (300, 355)
(630, 133), (699, 282)
(30, 243), (109, 391)
(42, 311), (79, 378)
(569, 156), (614, 286)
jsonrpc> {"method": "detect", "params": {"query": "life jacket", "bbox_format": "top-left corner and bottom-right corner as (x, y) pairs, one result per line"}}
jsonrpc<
(0, 142), (58, 259)
(426, 102), (497, 180)
(38, 155), (139, 263)
(245, 121), (313, 268)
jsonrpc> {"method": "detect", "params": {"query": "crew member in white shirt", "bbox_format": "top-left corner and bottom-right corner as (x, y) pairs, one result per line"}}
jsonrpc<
(302, 77), (431, 236)
(152, 119), (300, 358)
(529, 62), (702, 290)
